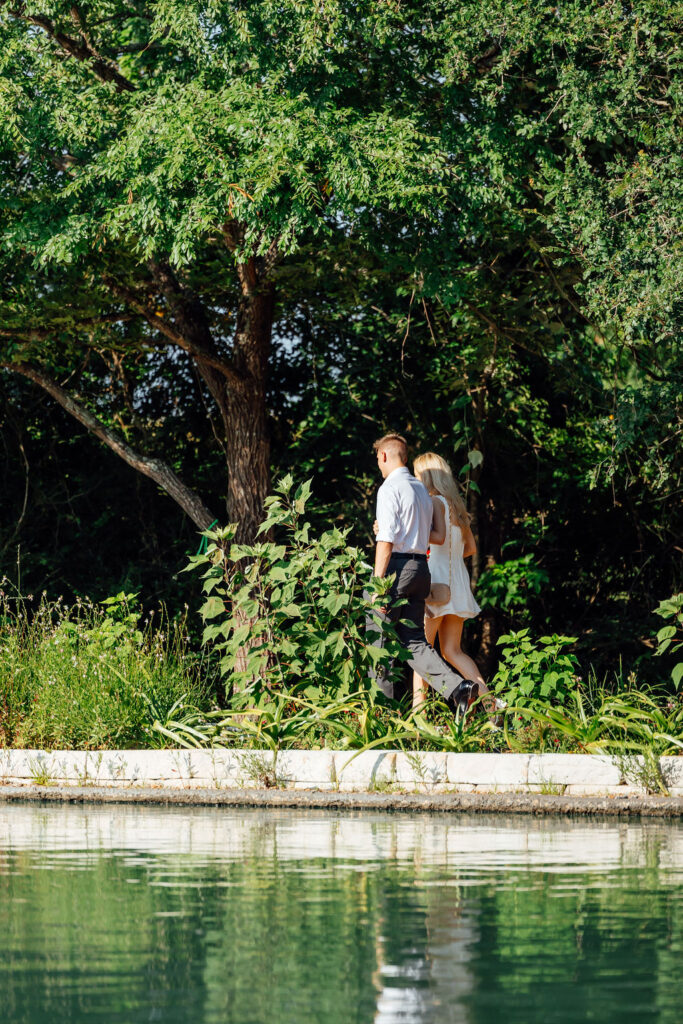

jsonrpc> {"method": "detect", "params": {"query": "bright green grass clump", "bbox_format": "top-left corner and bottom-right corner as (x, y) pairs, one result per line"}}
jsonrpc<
(0, 590), (212, 749)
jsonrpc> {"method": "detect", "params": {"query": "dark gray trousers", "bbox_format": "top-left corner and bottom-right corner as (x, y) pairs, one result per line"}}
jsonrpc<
(366, 554), (465, 702)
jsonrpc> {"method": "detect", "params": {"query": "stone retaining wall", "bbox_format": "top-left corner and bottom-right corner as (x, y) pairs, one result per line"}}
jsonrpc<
(1, 748), (681, 797)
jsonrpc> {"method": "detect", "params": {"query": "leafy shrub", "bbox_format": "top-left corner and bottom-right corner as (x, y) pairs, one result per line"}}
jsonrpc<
(503, 689), (683, 757)
(475, 552), (549, 620)
(153, 685), (497, 755)
(492, 629), (580, 706)
(0, 591), (211, 748)
(188, 476), (405, 701)
(654, 593), (683, 690)
(173, 477), (501, 755)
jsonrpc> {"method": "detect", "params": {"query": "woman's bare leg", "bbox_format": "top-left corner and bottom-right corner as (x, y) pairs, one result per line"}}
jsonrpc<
(437, 615), (490, 699)
(412, 615), (442, 708)
(412, 672), (429, 709)
(425, 615), (440, 647)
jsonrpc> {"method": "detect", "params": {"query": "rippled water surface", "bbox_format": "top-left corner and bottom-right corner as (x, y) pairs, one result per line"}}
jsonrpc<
(1, 804), (682, 1023)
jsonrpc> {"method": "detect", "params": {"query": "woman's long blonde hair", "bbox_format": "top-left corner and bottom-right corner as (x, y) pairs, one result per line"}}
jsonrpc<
(413, 452), (470, 527)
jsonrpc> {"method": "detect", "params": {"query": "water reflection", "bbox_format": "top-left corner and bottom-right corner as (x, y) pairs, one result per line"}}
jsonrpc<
(0, 805), (681, 1024)
(3, 804), (682, 870)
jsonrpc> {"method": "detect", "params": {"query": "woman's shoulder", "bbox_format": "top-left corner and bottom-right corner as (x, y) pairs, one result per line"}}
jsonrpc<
(432, 493), (450, 525)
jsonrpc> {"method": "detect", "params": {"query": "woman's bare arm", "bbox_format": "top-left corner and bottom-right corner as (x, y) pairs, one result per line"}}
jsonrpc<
(429, 495), (446, 545)
(462, 523), (477, 558)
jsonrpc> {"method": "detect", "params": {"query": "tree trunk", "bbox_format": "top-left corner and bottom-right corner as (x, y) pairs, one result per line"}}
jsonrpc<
(224, 385), (271, 543)
(222, 264), (275, 542)
(145, 254), (274, 542)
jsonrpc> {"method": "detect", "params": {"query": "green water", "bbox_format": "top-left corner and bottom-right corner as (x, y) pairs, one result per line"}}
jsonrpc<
(1, 805), (681, 1023)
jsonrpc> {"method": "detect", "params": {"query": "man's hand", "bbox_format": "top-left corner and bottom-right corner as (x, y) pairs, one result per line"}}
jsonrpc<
(369, 559), (394, 617)
(373, 519), (379, 536)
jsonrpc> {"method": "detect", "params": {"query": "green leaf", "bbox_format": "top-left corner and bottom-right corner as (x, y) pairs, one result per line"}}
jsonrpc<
(657, 625), (677, 643)
(199, 596), (225, 620)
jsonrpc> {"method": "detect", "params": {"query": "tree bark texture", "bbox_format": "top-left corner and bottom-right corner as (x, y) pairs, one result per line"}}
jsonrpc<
(146, 253), (275, 542)
(223, 266), (274, 543)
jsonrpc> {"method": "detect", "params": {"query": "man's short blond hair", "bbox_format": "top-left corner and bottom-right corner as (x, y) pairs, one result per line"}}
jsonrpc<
(373, 432), (408, 464)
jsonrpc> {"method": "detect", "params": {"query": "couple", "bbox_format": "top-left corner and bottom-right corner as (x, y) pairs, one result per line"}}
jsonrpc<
(368, 432), (487, 717)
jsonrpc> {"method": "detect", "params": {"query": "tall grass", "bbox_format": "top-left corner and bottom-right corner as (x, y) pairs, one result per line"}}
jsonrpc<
(1, 572), (680, 760)
(0, 587), (213, 749)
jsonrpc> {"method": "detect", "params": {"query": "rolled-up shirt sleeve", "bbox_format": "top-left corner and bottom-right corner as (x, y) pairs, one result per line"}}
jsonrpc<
(376, 486), (400, 544)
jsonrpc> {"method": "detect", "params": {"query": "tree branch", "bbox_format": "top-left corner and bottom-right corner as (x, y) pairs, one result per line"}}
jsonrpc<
(103, 276), (248, 392)
(9, 4), (136, 93)
(474, 42), (502, 72)
(0, 312), (135, 341)
(2, 361), (216, 531)
(223, 222), (281, 295)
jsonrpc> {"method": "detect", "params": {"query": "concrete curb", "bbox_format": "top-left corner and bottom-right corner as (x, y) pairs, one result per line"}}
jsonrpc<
(1, 784), (682, 817)
(1, 748), (682, 802)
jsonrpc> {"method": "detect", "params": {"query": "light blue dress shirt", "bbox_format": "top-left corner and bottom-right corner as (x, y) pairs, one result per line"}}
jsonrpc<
(375, 466), (433, 554)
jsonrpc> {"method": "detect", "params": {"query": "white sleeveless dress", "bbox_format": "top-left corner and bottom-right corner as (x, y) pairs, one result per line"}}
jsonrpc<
(426, 496), (481, 620)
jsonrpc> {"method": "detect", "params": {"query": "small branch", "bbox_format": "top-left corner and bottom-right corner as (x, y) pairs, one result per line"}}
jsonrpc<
(117, 26), (170, 54)
(0, 312), (135, 342)
(474, 42), (501, 72)
(400, 288), (415, 376)
(5, 438), (30, 551)
(49, 151), (79, 173)
(421, 297), (437, 344)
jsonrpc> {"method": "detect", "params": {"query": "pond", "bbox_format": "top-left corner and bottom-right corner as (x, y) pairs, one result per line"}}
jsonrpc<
(1, 803), (681, 1023)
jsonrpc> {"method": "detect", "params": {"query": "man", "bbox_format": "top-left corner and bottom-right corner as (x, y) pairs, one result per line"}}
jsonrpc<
(368, 432), (478, 714)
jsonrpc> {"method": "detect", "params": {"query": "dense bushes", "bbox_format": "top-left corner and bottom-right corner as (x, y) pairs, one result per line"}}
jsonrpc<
(154, 480), (683, 759)
(191, 476), (404, 700)
(1, 481), (681, 761)
(0, 590), (211, 749)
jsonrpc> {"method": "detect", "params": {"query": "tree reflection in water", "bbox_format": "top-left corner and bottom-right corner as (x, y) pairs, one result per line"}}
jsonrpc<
(0, 806), (681, 1024)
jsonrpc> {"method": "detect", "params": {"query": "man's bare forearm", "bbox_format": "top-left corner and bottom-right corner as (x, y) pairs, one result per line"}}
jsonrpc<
(374, 540), (393, 577)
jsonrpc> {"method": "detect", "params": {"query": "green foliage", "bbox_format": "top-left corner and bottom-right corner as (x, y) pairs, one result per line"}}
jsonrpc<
(0, 0), (447, 353)
(0, 590), (211, 748)
(0, 1), (445, 266)
(0, 0), (680, 685)
(75, 591), (144, 651)
(503, 689), (683, 758)
(153, 686), (495, 756)
(187, 475), (405, 700)
(654, 593), (683, 690)
(2, 566), (679, 761)
(437, 0), (683, 343)
(476, 553), (549, 618)
(492, 630), (581, 706)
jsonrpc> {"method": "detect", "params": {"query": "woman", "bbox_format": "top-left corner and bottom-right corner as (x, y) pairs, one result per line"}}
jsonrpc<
(412, 452), (490, 710)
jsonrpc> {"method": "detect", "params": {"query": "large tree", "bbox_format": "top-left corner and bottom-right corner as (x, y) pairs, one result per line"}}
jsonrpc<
(0, 0), (444, 539)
